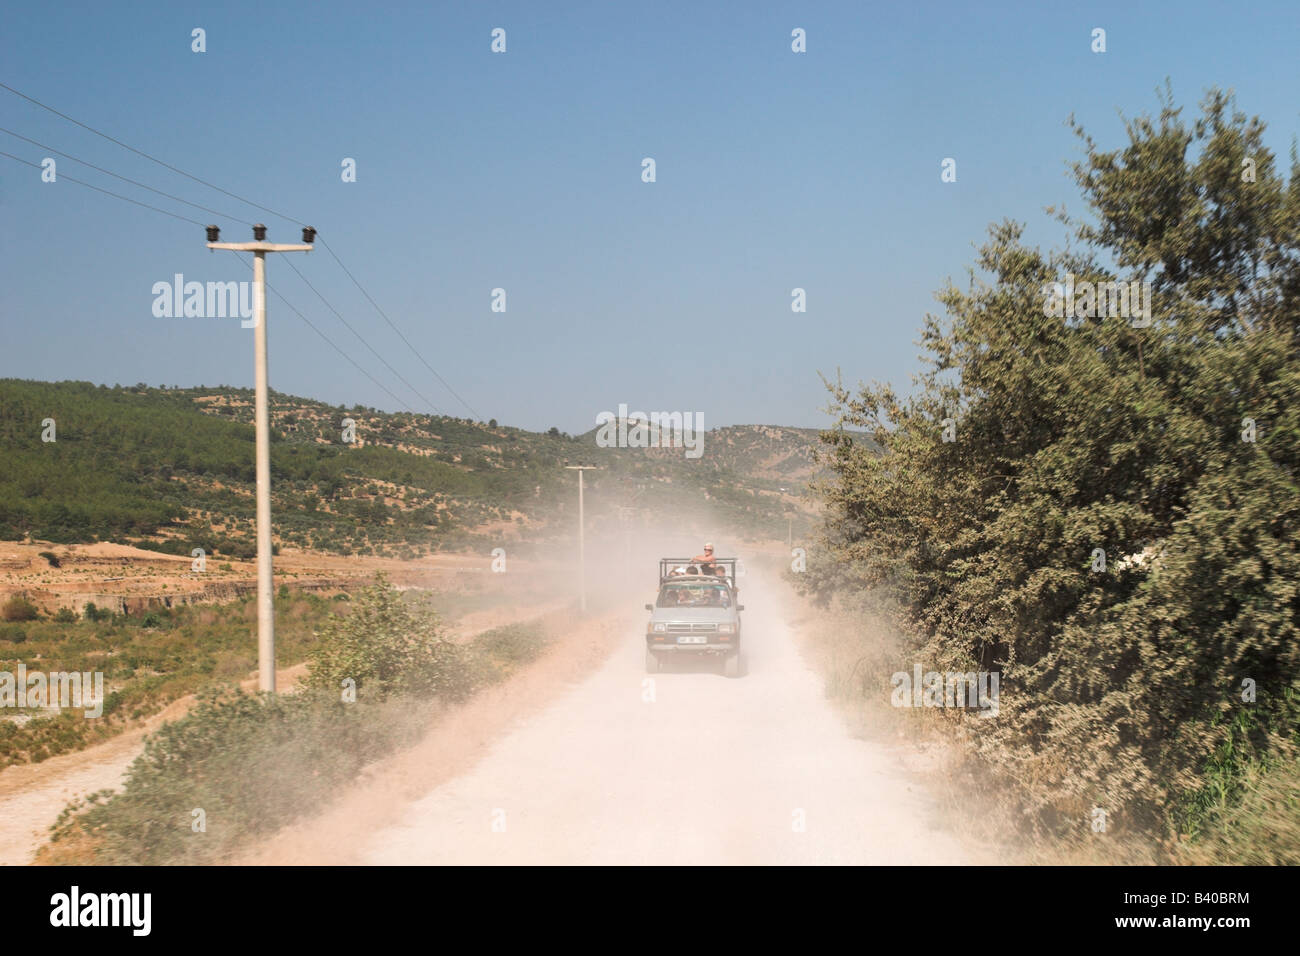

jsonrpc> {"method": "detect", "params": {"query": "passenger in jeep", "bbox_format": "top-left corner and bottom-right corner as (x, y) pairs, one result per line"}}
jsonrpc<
(691, 543), (718, 573)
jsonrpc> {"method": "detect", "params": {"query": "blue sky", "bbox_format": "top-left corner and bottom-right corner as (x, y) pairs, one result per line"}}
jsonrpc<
(2, 0), (1297, 432)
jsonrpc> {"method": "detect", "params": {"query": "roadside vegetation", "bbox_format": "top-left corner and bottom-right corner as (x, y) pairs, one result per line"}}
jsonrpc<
(797, 89), (1299, 863)
(40, 575), (553, 864)
(0, 592), (335, 769)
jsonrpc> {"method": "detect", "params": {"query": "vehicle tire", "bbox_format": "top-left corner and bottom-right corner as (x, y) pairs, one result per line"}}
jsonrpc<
(645, 648), (661, 673)
(724, 651), (741, 678)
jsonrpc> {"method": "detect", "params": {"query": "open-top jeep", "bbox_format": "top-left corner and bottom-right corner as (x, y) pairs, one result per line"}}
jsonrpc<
(644, 557), (745, 677)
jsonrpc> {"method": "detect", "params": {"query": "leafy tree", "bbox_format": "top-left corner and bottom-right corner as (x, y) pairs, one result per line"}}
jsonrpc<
(808, 89), (1299, 834)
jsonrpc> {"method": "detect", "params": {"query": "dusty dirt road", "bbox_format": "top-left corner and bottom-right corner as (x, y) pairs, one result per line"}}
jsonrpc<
(361, 571), (972, 865)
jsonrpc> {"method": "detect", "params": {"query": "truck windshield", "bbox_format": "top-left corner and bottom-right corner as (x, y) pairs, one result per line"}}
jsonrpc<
(657, 584), (730, 608)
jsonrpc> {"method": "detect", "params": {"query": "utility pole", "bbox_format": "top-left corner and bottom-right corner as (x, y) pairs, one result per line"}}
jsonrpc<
(565, 466), (598, 612)
(205, 224), (315, 692)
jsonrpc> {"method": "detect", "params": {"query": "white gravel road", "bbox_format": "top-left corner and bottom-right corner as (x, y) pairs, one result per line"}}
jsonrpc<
(363, 572), (971, 865)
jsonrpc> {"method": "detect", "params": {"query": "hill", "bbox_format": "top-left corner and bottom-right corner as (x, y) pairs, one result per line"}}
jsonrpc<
(0, 380), (823, 558)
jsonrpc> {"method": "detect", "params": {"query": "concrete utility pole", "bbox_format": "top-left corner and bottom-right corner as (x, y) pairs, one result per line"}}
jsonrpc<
(565, 466), (598, 612)
(205, 223), (315, 693)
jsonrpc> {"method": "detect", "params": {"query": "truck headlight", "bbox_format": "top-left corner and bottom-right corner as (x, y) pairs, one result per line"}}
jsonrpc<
(651, 623), (666, 633)
(718, 623), (735, 634)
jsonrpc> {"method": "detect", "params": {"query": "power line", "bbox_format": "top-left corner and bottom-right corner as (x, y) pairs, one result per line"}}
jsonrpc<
(280, 255), (443, 414)
(0, 126), (253, 225)
(0, 150), (206, 226)
(0, 148), (416, 413)
(2, 81), (481, 418)
(319, 238), (481, 418)
(0, 131), (439, 414)
(225, 252), (416, 414)
(0, 81), (304, 226)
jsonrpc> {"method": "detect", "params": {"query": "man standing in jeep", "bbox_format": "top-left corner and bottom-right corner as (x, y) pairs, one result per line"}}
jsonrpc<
(691, 542), (719, 574)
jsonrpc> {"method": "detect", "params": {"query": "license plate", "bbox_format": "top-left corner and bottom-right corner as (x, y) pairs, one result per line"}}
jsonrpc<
(677, 634), (708, 644)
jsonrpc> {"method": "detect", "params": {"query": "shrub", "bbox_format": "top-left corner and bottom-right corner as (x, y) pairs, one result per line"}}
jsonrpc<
(48, 687), (433, 864)
(305, 573), (473, 701)
(1, 596), (39, 622)
(475, 621), (548, 669)
(82, 603), (111, 622)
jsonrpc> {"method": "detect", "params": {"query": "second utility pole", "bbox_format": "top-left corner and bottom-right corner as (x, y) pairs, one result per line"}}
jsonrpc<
(206, 223), (314, 692)
(565, 465), (597, 612)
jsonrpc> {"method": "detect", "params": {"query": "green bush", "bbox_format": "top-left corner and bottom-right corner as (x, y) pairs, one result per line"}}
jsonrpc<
(304, 573), (474, 701)
(1177, 745), (1300, 865)
(1, 596), (39, 622)
(82, 603), (111, 622)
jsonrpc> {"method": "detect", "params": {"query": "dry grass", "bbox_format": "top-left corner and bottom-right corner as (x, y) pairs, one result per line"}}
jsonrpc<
(1174, 749), (1300, 866)
(785, 580), (1177, 866)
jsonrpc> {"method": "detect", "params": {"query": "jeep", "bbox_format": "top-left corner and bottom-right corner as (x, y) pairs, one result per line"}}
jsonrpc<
(644, 557), (744, 677)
